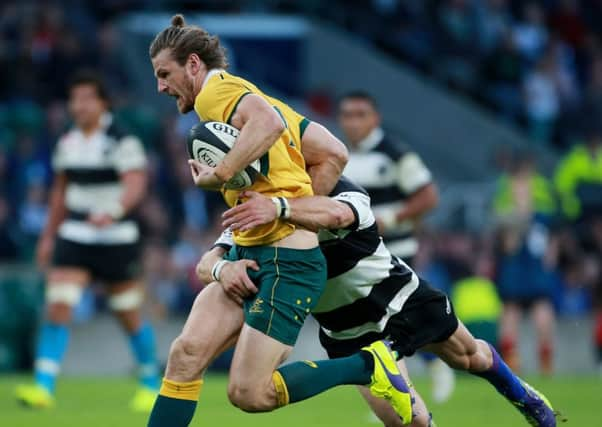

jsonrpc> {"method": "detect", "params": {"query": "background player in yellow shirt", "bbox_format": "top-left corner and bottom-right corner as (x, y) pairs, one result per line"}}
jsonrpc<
(147, 14), (414, 427)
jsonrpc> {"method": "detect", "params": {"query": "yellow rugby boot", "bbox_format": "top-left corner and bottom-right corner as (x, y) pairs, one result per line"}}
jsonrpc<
(15, 384), (55, 409)
(362, 340), (413, 424)
(130, 386), (159, 413)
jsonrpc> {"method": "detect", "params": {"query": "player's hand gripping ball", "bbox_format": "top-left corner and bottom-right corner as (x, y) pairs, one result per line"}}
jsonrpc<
(187, 121), (260, 189)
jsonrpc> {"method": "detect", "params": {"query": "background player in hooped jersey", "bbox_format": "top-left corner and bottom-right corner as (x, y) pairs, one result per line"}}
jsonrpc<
(219, 176), (560, 427)
(15, 71), (160, 411)
(148, 14), (414, 427)
(338, 90), (455, 403)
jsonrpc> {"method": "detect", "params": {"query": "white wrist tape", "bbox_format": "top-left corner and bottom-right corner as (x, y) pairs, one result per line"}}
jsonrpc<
(281, 197), (291, 219)
(272, 197), (282, 218)
(211, 259), (229, 282)
(271, 197), (290, 219)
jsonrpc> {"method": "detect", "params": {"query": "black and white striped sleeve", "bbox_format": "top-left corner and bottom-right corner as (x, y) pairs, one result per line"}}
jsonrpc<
(212, 228), (234, 251)
(114, 135), (147, 173)
(332, 191), (375, 231)
(51, 135), (68, 172)
(397, 152), (432, 194)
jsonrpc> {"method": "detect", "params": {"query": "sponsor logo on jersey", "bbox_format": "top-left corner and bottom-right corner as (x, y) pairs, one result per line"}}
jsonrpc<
(249, 297), (264, 314)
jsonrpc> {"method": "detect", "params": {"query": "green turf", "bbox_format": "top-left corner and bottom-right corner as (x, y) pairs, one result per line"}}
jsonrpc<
(0, 374), (597, 426)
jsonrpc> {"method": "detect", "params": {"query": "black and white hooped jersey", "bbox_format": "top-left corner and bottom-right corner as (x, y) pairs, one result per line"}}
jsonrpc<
(213, 176), (419, 341)
(343, 127), (432, 260)
(52, 113), (146, 245)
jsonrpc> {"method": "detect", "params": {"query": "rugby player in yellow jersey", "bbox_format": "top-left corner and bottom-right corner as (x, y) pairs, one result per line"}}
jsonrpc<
(147, 14), (414, 427)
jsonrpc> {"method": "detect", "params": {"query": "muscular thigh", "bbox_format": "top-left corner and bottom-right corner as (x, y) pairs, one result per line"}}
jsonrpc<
(229, 324), (292, 389)
(165, 283), (243, 381)
(182, 282), (244, 356)
(47, 267), (90, 285)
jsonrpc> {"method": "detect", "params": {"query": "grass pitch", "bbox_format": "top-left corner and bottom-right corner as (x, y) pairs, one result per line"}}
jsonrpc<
(0, 374), (598, 426)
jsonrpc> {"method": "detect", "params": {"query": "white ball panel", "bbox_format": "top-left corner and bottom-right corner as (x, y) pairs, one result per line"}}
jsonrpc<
(191, 139), (254, 189)
(204, 121), (239, 148)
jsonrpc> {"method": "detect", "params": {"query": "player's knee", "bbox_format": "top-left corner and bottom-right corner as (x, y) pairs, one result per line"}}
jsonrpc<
(227, 382), (267, 412)
(168, 335), (208, 379)
(47, 303), (73, 324)
(452, 355), (472, 371)
(45, 283), (82, 323)
(108, 287), (143, 312)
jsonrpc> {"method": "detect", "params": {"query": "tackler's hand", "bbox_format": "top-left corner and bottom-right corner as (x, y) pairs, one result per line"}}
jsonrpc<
(222, 191), (278, 231)
(218, 259), (260, 305)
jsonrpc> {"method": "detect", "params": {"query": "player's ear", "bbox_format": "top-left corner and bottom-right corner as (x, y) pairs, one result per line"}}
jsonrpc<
(373, 110), (382, 127)
(187, 53), (203, 75)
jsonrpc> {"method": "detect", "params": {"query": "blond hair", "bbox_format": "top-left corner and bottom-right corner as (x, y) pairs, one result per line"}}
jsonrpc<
(149, 14), (228, 69)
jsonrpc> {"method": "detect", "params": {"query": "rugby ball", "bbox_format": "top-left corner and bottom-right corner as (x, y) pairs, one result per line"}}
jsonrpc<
(187, 121), (260, 190)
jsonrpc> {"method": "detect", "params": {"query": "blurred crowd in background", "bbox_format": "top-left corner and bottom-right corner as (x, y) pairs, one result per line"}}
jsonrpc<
(0, 0), (600, 341)
(339, 0), (602, 150)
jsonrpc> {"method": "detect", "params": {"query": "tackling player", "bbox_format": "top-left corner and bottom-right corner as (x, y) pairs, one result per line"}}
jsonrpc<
(219, 177), (561, 427)
(15, 71), (159, 411)
(148, 14), (413, 427)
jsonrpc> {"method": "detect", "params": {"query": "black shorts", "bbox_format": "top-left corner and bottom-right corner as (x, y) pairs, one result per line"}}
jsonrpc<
(502, 295), (552, 310)
(320, 280), (459, 358)
(52, 237), (142, 284)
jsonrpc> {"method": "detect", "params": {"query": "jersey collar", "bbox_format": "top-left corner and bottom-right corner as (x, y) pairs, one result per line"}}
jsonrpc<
(201, 68), (225, 89)
(354, 127), (384, 152)
(99, 112), (113, 130)
(74, 112), (112, 138)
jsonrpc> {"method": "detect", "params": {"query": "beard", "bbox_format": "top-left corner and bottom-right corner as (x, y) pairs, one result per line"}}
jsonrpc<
(177, 96), (194, 113)
(176, 78), (196, 113)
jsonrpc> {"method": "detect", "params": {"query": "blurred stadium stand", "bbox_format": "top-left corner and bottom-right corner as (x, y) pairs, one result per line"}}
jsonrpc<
(1, 0), (601, 375)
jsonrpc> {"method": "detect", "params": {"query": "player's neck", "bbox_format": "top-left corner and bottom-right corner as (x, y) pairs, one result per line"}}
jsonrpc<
(352, 127), (383, 152)
(79, 112), (109, 137)
(80, 122), (101, 137)
(195, 67), (212, 95)
(193, 71), (205, 97)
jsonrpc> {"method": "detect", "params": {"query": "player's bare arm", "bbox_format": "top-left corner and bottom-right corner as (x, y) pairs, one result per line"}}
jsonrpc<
(36, 172), (68, 268)
(222, 191), (355, 233)
(395, 182), (438, 223)
(196, 246), (259, 305)
(120, 170), (148, 212)
(196, 246), (227, 284)
(88, 169), (147, 227)
(301, 122), (348, 195)
(190, 118), (348, 194)
(189, 94), (285, 190)
(220, 94), (286, 179)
